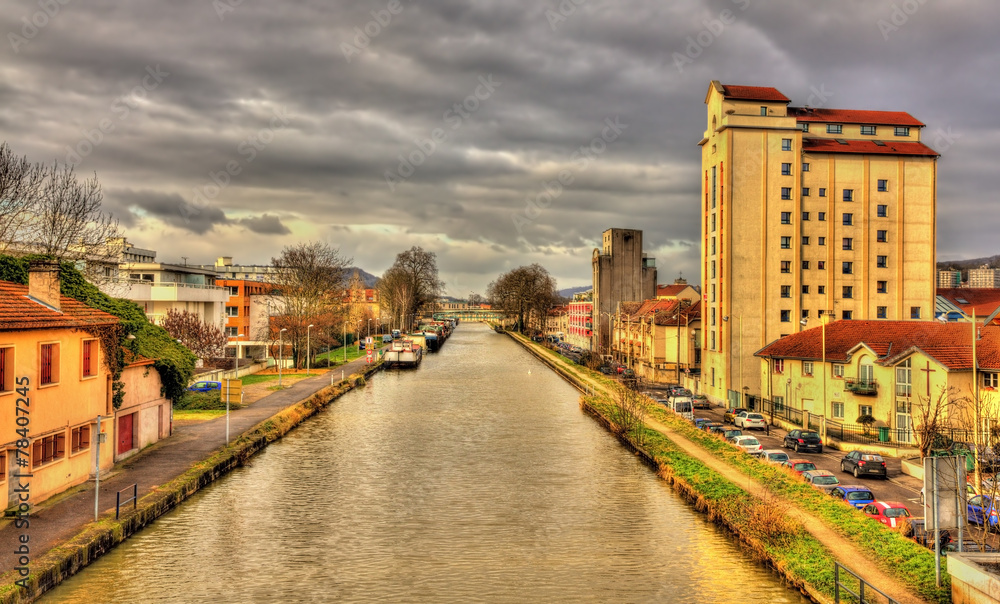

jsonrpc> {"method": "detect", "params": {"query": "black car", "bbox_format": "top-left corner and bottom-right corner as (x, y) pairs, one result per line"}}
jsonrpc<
(783, 429), (823, 453)
(840, 451), (888, 479)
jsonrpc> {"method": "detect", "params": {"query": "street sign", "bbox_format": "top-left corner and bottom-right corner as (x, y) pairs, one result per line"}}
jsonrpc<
(366, 348), (374, 364)
(223, 379), (242, 404)
(366, 336), (373, 346)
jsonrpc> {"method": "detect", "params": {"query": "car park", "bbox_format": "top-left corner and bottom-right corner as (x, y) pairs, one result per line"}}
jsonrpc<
(188, 380), (222, 392)
(761, 450), (789, 465)
(731, 435), (763, 456)
(862, 501), (912, 528)
(734, 412), (766, 431)
(781, 459), (817, 475)
(723, 407), (748, 424)
(840, 451), (888, 479)
(692, 394), (711, 409)
(783, 429), (823, 453)
(801, 470), (841, 494)
(830, 486), (876, 509)
(967, 494), (1000, 529)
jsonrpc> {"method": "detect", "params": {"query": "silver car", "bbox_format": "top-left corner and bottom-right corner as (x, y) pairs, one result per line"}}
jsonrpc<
(761, 450), (789, 465)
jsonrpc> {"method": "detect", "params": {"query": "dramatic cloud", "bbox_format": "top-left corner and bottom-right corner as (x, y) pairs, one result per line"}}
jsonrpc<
(1, 0), (996, 294)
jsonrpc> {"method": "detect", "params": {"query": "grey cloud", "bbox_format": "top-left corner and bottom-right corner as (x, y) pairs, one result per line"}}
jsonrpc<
(238, 214), (292, 235)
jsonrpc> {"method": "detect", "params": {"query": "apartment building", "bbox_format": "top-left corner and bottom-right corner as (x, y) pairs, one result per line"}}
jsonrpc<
(937, 269), (962, 289)
(566, 290), (593, 351)
(968, 265), (1000, 289)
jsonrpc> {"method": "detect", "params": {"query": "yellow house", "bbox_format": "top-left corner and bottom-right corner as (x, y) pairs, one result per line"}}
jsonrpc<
(700, 81), (939, 408)
(613, 299), (701, 383)
(115, 352), (171, 462)
(0, 262), (117, 507)
(754, 320), (1000, 446)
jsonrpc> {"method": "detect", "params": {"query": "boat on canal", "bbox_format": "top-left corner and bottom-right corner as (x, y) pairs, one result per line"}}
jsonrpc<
(383, 338), (423, 368)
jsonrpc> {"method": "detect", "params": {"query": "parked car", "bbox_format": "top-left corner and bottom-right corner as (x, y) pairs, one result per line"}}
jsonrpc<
(668, 385), (692, 398)
(862, 501), (912, 529)
(188, 380), (222, 392)
(731, 435), (764, 456)
(382, 334), (393, 343)
(781, 459), (817, 475)
(693, 418), (713, 430)
(802, 470), (841, 493)
(840, 451), (888, 479)
(761, 450), (789, 465)
(735, 412), (767, 431)
(967, 494), (1000, 530)
(701, 421), (724, 433)
(723, 407), (749, 424)
(692, 394), (711, 409)
(709, 425), (729, 438)
(783, 429), (823, 453)
(830, 486), (876, 509)
(599, 366), (614, 375)
(723, 429), (743, 442)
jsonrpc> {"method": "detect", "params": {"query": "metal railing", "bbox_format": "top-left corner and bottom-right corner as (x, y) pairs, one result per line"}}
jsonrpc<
(834, 562), (899, 604)
(753, 397), (805, 427)
(825, 421), (914, 446)
(116, 483), (138, 519)
(844, 378), (878, 395)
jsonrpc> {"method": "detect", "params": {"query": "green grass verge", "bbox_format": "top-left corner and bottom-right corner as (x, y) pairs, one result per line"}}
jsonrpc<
(172, 409), (227, 421)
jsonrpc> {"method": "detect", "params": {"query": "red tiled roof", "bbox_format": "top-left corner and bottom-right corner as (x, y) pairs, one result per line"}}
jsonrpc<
(802, 138), (939, 157)
(721, 85), (790, 103)
(789, 106), (924, 127)
(755, 320), (1000, 371)
(937, 288), (1000, 318)
(0, 281), (119, 331)
(657, 284), (688, 297)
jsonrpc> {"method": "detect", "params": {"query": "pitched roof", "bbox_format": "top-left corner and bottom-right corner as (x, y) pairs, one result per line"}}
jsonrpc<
(656, 284), (690, 298)
(789, 106), (924, 127)
(802, 138), (939, 157)
(720, 84), (791, 103)
(0, 281), (119, 331)
(936, 288), (1000, 319)
(755, 320), (1000, 371)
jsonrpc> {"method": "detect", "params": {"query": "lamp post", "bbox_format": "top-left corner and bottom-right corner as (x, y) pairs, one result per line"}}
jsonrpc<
(306, 324), (314, 376)
(233, 333), (244, 373)
(278, 328), (287, 387)
(367, 319), (372, 342)
(343, 320), (347, 364)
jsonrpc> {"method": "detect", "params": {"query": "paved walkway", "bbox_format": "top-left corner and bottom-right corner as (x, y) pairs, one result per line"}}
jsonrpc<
(0, 356), (375, 576)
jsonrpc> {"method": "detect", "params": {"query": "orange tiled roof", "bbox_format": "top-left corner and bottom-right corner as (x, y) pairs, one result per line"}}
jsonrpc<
(657, 284), (688, 297)
(720, 85), (790, 103)
(0, 281), (119, 331)
(789, 106), (924, 127)
(755, 320), (1000, 371)
(802, 138), (938, 157)
(937, 288), (1000, 318)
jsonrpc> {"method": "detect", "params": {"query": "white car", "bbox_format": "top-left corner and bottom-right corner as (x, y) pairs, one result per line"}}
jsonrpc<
(735, 412), (767, 430)
(761, 449), (789, 465)
(731, 435), (764, 456)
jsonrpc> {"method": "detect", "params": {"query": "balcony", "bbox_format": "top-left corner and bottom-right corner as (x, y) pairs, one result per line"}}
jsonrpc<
(844, 378), (878, 396)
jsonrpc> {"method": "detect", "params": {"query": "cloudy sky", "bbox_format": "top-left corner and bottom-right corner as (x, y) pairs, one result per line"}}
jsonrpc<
(1, 0), (996, 296)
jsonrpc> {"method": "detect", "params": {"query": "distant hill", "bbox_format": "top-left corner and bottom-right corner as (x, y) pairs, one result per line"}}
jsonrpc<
(937, 255), (1000, 283)
(344, 267), (379, 288)
(558, 285), (591, 299)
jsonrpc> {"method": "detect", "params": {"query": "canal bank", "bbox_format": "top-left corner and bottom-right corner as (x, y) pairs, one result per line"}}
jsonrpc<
(504, 331), (947, 604)
(0, 360), (382, 604)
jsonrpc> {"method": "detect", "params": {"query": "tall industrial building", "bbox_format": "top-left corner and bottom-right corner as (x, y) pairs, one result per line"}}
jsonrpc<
(699, 81), (938, 405)
(592, 228), (657, 357)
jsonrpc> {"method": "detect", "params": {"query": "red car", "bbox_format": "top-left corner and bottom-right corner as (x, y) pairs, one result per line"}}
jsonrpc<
(862, 501), (912, 528)
(781, 459), (817, 475)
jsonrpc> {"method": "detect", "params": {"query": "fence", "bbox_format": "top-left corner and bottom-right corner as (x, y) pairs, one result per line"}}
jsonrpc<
(824, 421), (915, 446)
(834, 562), (899, 604)
(752, 396), (805, 427)
(116, 483), (138, 519)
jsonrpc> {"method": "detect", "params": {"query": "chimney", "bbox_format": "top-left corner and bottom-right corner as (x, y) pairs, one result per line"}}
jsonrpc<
(28, 260), (61, 311)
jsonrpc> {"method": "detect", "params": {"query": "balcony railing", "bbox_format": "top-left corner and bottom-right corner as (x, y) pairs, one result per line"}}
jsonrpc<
(844, 378), (878, 396)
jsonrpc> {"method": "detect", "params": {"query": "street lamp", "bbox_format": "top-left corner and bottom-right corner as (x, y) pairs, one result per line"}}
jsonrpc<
(278, 328), (287, 387)
(367, 318), (372, 342)
(306, 324), (314, 376)
(343, 320), (347, 364)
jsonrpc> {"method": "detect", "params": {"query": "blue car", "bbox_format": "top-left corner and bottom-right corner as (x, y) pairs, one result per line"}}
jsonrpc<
(968, 494), (1000, 529)
(188, 380), (222, 392)
(830, 485), (876, 509)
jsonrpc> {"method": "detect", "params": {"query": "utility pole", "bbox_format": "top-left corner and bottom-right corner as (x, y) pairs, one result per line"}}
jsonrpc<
(94, 415), (103, 521)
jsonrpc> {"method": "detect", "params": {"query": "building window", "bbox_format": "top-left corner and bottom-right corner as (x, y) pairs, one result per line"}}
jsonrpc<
(711, 284), (716, 302)
(711, 213), (716, 232)
(781, 163), (792, 175)
(859, 404), (873, 418)
(802, 162), (810, 172)
(818, 285), (826, 294)
(71, 425), (91, 454)
(894, 126), (910, 136)
(225, 326), (239, 337)
(761, 106), (768, 116)
(780, 310), (791, 322)
(781, 212), (792, 224)
(910, 307), (921, 319)
(843, 262), (853, 274)
(801, 123), (809, 132)
(40, 343), (59, 386)
(877, 230), (888, 243)
(781, 187), (792, 200)
(711, 260), (716, 279)
(827, 124), (842, 134)
(774, 359), (785, 373)
(802, 187), (810, 197)
(861, 125), (877, 135)
(833, 364), (844, 378)
(228, 286), (239, 296)
(877, 204), (888, 217)
(802, 309), (810, 318)
(0, 451), (4, 481)
(817, 310), (825, 318)
(819, 188), (827, 198)
(896, 358), (912, 397)
(782, 138), (792, 151)
(877, 179), (888, 192)
(842, 237), (853, 250)
(843, 213), (853, 226)
(803, 361), (814, 376)
(877, 255), (888, 268)
(781, 261), (791, 273)
(226, 306), (239, 317)
(0, 346), (12, 393)
(833, 401), (845, 418)
(32, 433), (66, 468)
(818, 211), (826, 221)
(843, 286), (853, 299)
(817, 261), (826, 270)
(818, 237), (826, 246)
(781, 236), (791, 249)
(877, 306), (887, 318)
(984, 373), (999, 389)
(802, 236), (810, 245)
(802, 261), (810, 270)
(711, 237), (716, 255)
(711, 308), (716, 326)
(781, 285), (791, 298)
(802, 285), (809, 294)
(711, 166), (717, 209)
(710, 332), (716, 351)
(802, 211), (810, 221)
(877, 281), (888, 293)
(82, 340), (97, 378)
(843, 189), (854, 202)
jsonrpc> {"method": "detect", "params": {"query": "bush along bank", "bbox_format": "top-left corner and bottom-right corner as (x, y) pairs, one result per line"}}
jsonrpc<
(0, 365), (380, 604)
(505, 333), (948, 603)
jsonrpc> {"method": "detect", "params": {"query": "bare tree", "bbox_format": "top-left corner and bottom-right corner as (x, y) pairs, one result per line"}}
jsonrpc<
(378, 246), (443, 331)
(0, 143), (45, 252)
(611, 376), (646, 446)
(913, 386), (959, 459)
(486, 264), (559, 333)
(467, 292), (484, 307)
(162, 308), (228, 361)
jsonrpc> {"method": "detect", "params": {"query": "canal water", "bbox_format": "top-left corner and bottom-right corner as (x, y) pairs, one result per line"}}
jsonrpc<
(45, 323), (808, 603)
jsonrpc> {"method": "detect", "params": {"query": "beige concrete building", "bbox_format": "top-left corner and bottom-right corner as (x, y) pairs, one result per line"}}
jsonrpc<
(700, 81), (939, 407)
(613, 299), (701, 383)
(592, 228), (657, 358)
(937, 269), (962, 289)
(968, 265), (1000, 289)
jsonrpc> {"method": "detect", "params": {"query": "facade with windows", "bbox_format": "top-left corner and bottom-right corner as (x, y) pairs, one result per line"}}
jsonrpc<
(612, 299), (701, 383)
(699, 81), (938, 405)
(566, 290), (594, 351)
